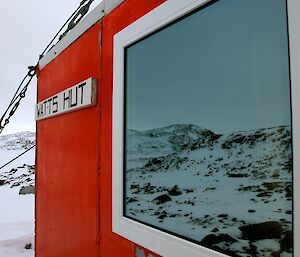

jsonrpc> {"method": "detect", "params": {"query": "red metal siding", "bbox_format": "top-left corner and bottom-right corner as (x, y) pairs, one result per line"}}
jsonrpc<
(36, 1), (165, 256)
(36, 23), (102, 257)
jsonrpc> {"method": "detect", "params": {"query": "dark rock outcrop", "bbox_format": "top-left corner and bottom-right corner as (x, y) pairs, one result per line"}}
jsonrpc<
(239, 221), (282, 240)
(19, 185), (35, 195)
(168, 185), (182, 196)
(152, 194), (172, 205)
(201, 233), (237, 246)
(280, 231), (293, 252)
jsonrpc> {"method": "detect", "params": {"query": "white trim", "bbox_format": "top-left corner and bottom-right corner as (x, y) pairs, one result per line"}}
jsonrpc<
(288, 0), (300, 256)
(39, 2), (105, 69)
(104, 0), (124, 13)
(113, 0), (299, 256)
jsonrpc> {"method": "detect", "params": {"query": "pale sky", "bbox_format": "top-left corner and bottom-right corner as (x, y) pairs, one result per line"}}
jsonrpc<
(0, 0), (101, 135)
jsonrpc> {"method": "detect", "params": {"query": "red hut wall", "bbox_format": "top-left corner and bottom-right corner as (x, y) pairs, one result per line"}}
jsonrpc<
(36, 22), (102, 257)
(36, 1), (164, 257)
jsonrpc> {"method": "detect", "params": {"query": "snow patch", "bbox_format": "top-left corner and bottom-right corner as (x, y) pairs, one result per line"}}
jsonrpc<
(0, 132), (35, 257)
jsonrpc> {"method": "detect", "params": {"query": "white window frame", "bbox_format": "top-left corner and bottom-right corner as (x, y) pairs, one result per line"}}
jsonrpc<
(112, 0), (300, 256)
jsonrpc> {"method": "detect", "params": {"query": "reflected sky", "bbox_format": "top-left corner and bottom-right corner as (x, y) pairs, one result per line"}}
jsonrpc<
(126, 0), (291, 133)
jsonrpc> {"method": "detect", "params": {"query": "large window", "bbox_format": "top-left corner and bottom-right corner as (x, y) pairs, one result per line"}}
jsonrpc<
(113, 1), (299, 257)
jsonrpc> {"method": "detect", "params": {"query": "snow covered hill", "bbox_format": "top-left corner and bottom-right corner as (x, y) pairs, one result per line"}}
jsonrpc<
(0, 131), (35, 257)
(126, 124), (293, 257)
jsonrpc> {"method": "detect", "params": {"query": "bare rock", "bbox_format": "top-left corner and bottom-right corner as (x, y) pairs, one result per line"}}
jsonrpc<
(152, 194), (172, 205)
(239, 221), (282, 240)
(19, 185), (35, 195)
(24, 243), (32, 249)
(280, 231), (293, 252)
(168, 185), (182, 196)
(201, 234), (238, 246)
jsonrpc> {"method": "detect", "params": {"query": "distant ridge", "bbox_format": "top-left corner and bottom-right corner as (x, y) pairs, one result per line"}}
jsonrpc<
(0, 131), (35, 151)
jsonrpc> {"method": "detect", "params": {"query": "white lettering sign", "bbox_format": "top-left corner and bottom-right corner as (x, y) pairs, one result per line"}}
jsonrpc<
(35, 78), (97, 121)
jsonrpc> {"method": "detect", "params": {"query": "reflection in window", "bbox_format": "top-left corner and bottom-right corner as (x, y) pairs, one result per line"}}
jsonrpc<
(125, 0), (293, 256)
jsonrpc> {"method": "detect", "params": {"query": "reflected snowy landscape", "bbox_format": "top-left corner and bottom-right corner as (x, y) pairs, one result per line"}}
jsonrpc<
(125, 124), (293, 257)
(124, 0), (292, 255)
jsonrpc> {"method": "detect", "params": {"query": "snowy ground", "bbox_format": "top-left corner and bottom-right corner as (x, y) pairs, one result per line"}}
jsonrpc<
(126, 124), (293, 257)
(0, 132), (35, 257)
(0, 127), (293, 257)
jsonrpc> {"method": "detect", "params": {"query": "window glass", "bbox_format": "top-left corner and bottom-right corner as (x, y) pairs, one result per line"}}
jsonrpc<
(125, 0), (293, 256)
